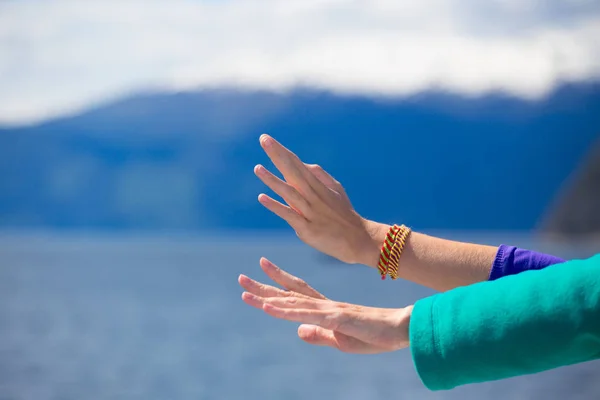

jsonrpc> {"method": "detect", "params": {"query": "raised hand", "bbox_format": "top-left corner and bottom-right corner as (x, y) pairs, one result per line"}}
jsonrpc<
(239, 258), (411, 354)
(254, 134), (388, 267)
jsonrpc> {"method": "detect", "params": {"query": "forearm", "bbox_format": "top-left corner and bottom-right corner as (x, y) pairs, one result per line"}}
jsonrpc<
(409, 255), (600, 390)
(362, 222), (497, 291)
(361, 222), (565, 292)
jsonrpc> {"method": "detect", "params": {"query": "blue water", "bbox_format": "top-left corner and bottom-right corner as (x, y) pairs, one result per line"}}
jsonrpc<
(0, 233), (598, 400)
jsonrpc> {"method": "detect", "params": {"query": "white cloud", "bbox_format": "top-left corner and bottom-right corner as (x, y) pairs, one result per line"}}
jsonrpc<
(0, 0), (599, 126)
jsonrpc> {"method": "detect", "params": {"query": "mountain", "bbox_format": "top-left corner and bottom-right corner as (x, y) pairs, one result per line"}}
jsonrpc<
(0, 84), (599, 231)
(541, 138), (600, 236)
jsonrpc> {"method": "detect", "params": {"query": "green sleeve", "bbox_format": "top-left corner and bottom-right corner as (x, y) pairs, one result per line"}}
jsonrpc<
(410, 254), (600, 391)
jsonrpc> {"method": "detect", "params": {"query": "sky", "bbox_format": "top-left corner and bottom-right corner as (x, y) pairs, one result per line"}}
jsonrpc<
(0, 0), (599, 126)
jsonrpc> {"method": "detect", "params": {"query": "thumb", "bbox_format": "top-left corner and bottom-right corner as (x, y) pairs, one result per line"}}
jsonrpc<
(298, 325), (385, 354)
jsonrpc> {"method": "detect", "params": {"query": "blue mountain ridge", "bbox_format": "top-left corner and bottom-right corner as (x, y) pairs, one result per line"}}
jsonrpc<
(0, 83), (599, 231)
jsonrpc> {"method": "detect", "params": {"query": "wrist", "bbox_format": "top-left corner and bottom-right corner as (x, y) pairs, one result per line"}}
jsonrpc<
(358, 219), (391, 268)
(394, 305), (413, 350)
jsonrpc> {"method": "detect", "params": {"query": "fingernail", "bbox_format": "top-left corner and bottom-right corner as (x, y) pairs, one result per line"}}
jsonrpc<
(242, 292), (255, 300)
(254, 164), (264, 175)
(261, 257), (274, 268)
(257, 194), (269, 204)
(260, 135), (273, 148)
(298, 325), (315, 335)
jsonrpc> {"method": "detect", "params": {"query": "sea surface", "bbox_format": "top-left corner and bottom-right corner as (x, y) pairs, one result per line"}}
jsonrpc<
(0, 232), (598, 400)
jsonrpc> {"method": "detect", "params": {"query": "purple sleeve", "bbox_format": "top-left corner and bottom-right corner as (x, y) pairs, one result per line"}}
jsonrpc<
(488, 244), (566, 281)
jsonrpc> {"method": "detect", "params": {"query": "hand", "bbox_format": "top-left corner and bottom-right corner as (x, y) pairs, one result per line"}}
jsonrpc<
(254, 134), (389, 267)
(239, 258), (412, 354)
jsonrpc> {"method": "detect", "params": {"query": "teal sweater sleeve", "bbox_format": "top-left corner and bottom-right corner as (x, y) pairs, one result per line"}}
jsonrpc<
(410, 254), (600, 391)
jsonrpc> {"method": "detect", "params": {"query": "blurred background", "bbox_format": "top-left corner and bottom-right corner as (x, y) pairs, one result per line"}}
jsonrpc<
(0, 1), (599, 399)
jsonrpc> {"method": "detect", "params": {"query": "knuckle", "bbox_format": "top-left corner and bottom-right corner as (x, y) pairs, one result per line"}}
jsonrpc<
(304, 327), (318, 342)
(284, 185), (304, 203)
(294, 277), (308, 288)
(256, 283), (267, 292)
(296, 225), (315, 242)
(294, 221), (309, 234)
(335, 302), (358, 312)
(322, 312), (343, 331)
(290, 187), (305, 202)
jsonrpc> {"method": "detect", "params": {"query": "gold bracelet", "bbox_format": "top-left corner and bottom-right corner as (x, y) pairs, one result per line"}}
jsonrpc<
(387, 225), (411, 280)
(377, 224), (401, 279)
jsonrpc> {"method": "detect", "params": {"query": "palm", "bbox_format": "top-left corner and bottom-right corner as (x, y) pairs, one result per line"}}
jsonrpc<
(239, 258), (410, 354)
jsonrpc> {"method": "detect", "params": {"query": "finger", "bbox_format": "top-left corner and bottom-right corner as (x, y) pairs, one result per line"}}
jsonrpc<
(238, 275), (313, 300)
(241, 292), (310, 311)
(260, 134), (313, 194)
(242, 292), (335, 311)
(297, 324), (338, 347)
(260, 258), (327, 299)
(257, 194), (307, 228)
(241, 291), (269, 310)
(241, 272), (363, 311)
(297, 325), (385, 354)
(260, 135), (331, 201)
(305, 164), (339, 190)
(261, 303), (346, 331)
(254, 165), (312, 218)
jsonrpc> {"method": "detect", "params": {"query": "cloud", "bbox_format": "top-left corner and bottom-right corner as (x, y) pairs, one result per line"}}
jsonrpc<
(0, 0), (599, 126)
